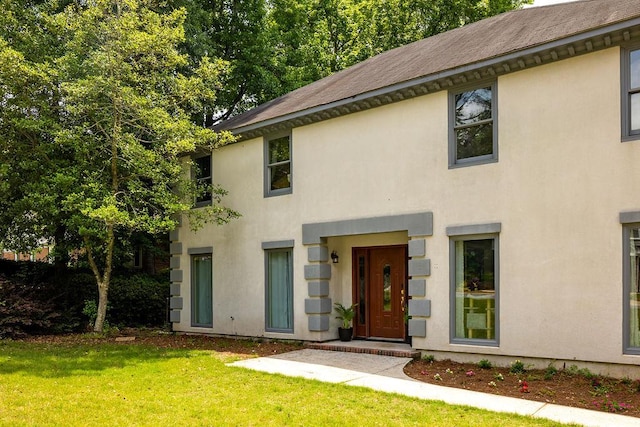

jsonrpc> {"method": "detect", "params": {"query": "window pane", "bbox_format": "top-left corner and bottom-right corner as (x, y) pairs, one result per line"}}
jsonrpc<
(455, 88), (492, 126)
(358, 255), (366, 325)
(194, 155), (212, 203)
(456, 123), (493, 160)
(629, 228), (640, 348)
(632, 93), (640, 132)
(192, 255), (212, 327)
(195, 156), (211, 179)
(631, 50), (640, 89)
(270, 163), (291, 190)
(454, 239), (495, 340)
(267, 250), (293, 331)
(383, 264), (391, 312)
(269, 136), (290, 164)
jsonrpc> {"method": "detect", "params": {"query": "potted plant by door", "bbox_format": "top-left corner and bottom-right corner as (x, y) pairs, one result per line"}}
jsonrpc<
(334, 302), (358, 342)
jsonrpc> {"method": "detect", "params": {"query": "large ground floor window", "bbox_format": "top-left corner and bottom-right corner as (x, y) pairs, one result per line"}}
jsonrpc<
(625, 226), (640, 353)
(450, 235), (498, 345)
(191, 254), (213, 327)
(265, 248), (293, 332)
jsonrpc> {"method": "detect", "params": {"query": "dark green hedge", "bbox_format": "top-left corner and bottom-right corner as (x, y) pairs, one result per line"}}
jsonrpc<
(0, 259), (169, 338)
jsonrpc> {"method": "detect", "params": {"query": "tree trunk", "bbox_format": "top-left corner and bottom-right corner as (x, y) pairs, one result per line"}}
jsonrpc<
(85, 224), (115, 333)
(94, 280), (109, 332)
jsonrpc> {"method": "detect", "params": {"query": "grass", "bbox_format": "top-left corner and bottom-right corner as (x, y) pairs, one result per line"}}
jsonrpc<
(0, 340), (572, 427)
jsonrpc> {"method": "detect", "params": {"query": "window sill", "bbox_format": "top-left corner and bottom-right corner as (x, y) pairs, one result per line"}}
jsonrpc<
(450, 338), (499, 347)
(264, 188), (293, 198)
(449, 155), (498, 169)
(622, 133), (640, 143)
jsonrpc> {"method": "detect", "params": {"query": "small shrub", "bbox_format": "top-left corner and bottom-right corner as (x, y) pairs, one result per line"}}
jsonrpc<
(510, 359), (526, 374)
(566, 364), (594, 379)
(544, 364), (558, 380)
(422, 354), (435, 363)
(477, 359), (492, 369)
(590, 377), (610, 396)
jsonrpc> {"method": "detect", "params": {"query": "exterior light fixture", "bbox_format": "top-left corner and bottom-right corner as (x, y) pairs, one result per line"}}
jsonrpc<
(331, 251), (339, 263)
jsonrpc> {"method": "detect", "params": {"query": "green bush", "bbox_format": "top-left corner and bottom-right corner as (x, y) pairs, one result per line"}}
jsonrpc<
(0, 260), (169, 337)
(477, 359), (492, 369)
(509, 359), (526, 374)
(107, 274), (169, 327)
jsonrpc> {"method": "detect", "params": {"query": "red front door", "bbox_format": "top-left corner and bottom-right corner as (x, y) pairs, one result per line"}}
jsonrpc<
(353, 245), (407, 340)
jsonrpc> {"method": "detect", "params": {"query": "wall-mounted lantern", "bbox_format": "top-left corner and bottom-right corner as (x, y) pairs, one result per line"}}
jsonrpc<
(330, 250), (339, 264)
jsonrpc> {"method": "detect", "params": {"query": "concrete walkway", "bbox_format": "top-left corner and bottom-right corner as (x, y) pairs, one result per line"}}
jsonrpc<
(229, 349), (640, 427)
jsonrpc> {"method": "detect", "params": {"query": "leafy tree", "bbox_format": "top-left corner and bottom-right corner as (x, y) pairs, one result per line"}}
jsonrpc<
(168, 0), (281, 125)
(267, 0), (533, 95)
(0, 0), (238, 332)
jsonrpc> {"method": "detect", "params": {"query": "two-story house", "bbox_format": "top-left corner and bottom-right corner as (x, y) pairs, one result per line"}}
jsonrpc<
(169, 0), (640, 373)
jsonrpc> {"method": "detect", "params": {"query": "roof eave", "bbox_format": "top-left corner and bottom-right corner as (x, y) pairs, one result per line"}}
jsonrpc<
(230, 17), (640, 141)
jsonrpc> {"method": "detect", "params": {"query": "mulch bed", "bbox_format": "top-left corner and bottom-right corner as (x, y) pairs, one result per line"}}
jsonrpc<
(403, 358), (640, 418)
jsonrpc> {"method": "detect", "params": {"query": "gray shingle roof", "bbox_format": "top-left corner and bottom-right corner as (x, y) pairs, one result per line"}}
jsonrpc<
(218, 0), (640, 136)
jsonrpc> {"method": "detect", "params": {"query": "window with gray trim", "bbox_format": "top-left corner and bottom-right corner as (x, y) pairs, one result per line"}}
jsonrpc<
(622, 47), (640, 140)
(265, 247), (293, 332)
(623, 224), (640, 354)
(449, 83), (497, 167)
(264, 134), (292, 197)
(450, 234), (499, 345)
(191, 253), (213, 327)
(193, 154), (212, 206)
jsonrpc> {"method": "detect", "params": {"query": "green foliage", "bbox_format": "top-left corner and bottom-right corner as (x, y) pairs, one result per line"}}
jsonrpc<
(510, 359), (526, 374)
(544, 364), (558, 380)
(333, 302), (357, 329)
(0, 0), (239, 332)
(422, 354), (435, 363)
(566, 364), (594, 379)
(0, 260), (169, 337)
(167, 0), (533, 122)
(108, 274), (169, 326)
(477, 359), (493, 369)
(264, 0), (533, 99)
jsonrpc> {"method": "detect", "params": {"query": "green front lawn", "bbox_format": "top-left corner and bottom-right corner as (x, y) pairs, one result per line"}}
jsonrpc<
(0, 340), (571, 426)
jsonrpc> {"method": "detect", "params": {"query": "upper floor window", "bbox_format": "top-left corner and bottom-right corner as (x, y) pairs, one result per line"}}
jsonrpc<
(194, 154), (212, 207)
(622, 47), (640, 141)
(264, 133), (292, 197)
(449, 82), (497, 168)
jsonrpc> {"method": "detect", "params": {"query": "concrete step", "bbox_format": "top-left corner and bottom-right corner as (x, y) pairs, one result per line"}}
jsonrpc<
(305, 340), (421, 359)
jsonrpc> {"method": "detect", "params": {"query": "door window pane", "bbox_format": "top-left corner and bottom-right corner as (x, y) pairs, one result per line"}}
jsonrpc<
(191, 254), (212, 327)
(453, 238), (496, 341)
(358, 255), (366, 325)
(266, 249), (293, 332)
(383, 264), (392, 312)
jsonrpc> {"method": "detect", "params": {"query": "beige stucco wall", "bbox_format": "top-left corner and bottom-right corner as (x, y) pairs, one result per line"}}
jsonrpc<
(174, 46), (640, 367)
